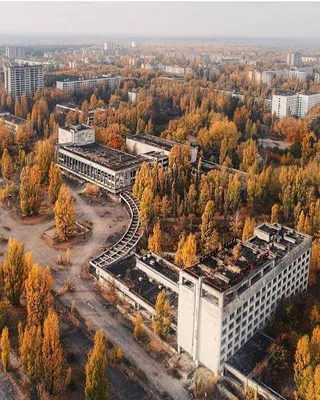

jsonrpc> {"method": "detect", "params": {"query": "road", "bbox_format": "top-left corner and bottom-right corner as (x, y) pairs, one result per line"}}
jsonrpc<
(0, 190), (190, 400)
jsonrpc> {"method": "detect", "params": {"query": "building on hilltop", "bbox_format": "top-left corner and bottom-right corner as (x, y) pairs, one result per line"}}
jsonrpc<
(3, 61), (44, 99)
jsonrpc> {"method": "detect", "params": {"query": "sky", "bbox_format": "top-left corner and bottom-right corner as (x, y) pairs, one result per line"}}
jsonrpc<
(0, 1), (319, 39)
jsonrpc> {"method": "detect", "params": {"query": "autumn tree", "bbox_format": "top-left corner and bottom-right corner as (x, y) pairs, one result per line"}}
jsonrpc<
(25, 264), (52, 327)
(0, 120), (12, 148)
(271, 204), (279, 224)
(242, 217), (256, 241)
(174, 234), (186, 267)
(48, 162), (62, 204)
(54, 184), (76, 241)
(309, 240), (320, 286)
(42, 308), (63, 395)
(85, 329), (109, 400)
(1, 148), (13, 179)
(19, 165), (42, 216)
(2, 238), (27, 306)
(134, 313), (143, 340)
(139, 187), (154, 229)
(20, 324), (43, 395)
(1, 327), (10, 372)
(152, 290), (171, 338)
(228, 174), (241, 212)
(15, 124), (32, 150)
(148, 220), (162, 255)
(201, 200), (218, 253)
(182, 234), (198, 268)
(35, 138), (55, 183)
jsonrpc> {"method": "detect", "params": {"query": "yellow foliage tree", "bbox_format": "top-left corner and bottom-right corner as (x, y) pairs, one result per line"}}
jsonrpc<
(19, 165), (42, 216)
(182, 233), (198, 268)
(1, 327), (10, 372)
(148, 220), (162, 255)
(35, 138), (55, 183)
(3, 238), (28, 306)
(54, 184), (76, 241)
(242, 217), (256, 241)
(25, 263), (52, 327)
(85, 329), (109, 400)
(42, 308), (63, 395)
(134, 313), (143, 340)
(152, 290), (171, 338)
(1, 149), (13, 179)
(48, 162), (62, 204)
(271, 204), (279, 224)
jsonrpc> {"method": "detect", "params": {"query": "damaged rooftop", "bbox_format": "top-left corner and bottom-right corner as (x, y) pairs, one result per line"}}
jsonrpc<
(186, 223), (311, 293)
(60, 142), (145, 171)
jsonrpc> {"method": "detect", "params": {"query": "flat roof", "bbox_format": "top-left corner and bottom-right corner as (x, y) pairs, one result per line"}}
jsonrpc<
(138, 254), (179, 283)
(226, 332), (273, 376)
(0, 113), (26, 125)
(127, 133), (177, 152)
(106, 256), (178, 317)
(185, 223), (310, 293)
(59, 142), (145, 171)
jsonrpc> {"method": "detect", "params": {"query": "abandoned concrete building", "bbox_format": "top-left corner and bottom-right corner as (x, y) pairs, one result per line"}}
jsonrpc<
(0, 112), (27, 134)
(126, 133), (198, 165)
(56, 124), (145, 195)
(90, 221), (311, 396)
(177, 223), (311, 375)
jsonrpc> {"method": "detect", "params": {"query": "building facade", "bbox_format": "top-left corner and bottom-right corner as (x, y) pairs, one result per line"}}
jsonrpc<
(5, 46), (25, 59)
(0, 112), (27, 134)
(3, 62), (44, 99)
(177, 223), (311, 373)
(272, 93), (320, 118)
(287, 52), (302, 67)
(56, 75), (121, 94)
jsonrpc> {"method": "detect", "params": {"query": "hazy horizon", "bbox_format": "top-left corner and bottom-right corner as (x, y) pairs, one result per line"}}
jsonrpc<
(0, 2), (320, 39)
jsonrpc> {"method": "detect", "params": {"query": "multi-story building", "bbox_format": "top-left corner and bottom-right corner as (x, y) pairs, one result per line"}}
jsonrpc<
(282, 69), (307, 83)
(5, 46), (25, 59)
(287, 52), (302, 67)
(315, 73), (320, 83)
(104, 42), (115, 51)
(0, 112), (27, 134)
(177, 223), (311, 374)
(56, 124), (145, 195)
(3, 61), (44, 99)
(56, 75), (121, 94)
(272, 93), (320, 118)
(128, 91), (139, 103)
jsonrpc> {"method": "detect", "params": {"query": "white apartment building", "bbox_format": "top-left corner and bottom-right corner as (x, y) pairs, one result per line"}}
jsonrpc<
(287, 52), (302, 67)
(104, 42), (115, 51)
(5, 46), (25, 59)
(128, 91), (139, 102)
(272, 93), (320, 118)
(283, 69), (307, 83)
(56, 75), (121, 94)
(3, 62), (44, 99)
(177, 223), (311, 373)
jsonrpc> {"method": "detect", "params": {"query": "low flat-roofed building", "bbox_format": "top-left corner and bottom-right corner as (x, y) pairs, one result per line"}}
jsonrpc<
(177, 223), (311, 374)
(126, 133), (198, 163)
(0, 112), (27, 134)
(56, 75), (120, 94)
(56, 142), (145, 195)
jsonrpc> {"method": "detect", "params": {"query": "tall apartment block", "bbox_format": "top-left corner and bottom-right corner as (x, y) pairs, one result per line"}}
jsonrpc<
(177, 223), (311, 373)
(104, 42), (115, 51)
(287, 52), (302, 67)
(3, 61), (44, 99)
(5, 46), (25, 59)
(272, 93), (320, 118)
(56, 75), (121, 94)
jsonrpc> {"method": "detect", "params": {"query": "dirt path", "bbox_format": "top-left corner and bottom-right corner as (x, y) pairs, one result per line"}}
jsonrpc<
(0, 190), (190, 400)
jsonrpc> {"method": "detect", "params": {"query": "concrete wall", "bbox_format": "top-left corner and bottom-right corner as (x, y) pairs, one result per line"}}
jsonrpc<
(58, 126), (95, 145)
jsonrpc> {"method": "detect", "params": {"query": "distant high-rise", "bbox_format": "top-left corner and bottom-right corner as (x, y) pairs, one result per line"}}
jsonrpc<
(131, 41), (139, 48)
(104, 42), (115, 51)
(5, 46), (26, 60)
(287, 52), (302, 67)
(3, 61), (44, 99)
